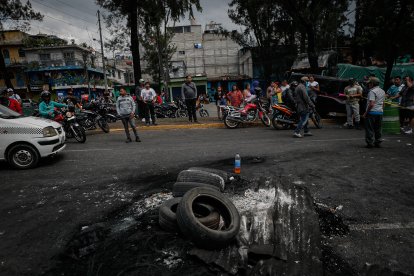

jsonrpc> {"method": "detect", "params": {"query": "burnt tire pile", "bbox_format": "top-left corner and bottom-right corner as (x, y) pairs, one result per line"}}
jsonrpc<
(158, 168), (240, 249)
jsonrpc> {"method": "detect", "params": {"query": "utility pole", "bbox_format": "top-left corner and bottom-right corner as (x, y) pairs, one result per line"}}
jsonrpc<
(97, 10), (108, 92)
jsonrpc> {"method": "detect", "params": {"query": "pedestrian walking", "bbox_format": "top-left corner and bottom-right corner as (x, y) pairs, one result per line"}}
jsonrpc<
(116, 87), (141, 143)
(293, 77), (315, 138)
(362, 77), (385, 148)
(140, 81), (158, 126)
(344, 78), (363, 129)
(181, 75), (199, 123)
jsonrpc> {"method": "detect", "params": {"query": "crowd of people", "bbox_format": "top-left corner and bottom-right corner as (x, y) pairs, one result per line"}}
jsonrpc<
(1, 72), (413, 146)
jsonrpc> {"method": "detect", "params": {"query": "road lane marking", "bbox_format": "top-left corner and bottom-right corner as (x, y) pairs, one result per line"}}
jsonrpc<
(350, 222), (414, 231)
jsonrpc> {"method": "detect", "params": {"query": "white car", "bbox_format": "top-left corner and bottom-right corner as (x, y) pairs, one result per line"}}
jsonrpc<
(0, 104), (66, 169)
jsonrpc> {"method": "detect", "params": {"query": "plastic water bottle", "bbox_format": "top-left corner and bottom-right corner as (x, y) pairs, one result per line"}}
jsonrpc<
(234, 153), (241, 174)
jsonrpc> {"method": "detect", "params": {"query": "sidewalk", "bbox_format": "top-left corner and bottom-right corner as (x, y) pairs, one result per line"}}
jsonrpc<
(100, 103), (341, 132)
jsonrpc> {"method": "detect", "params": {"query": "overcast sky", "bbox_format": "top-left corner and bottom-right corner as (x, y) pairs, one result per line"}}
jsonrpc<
(8, 0), (238, 52)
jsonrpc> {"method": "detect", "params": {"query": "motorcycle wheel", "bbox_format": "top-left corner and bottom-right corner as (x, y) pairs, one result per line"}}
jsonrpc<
(260, 113), (271, 127)
(71, 125), (86, 143)
(177, 109), (188, 118)
(199, 109), (209, 117)
(224, 115), (240, 129)
(272, 113), (291, 130)
(311, 112), (323, 129)
(97, 118), (110, 133)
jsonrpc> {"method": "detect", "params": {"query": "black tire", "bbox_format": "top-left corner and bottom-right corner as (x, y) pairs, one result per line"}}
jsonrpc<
(159, 197), (181, 232)
(260, 113), (271, 127)
(172, 182), (220, 197)
(188, 167), (232, 183)
(272, 113), (290, 130)
(97, 117), (110, 133)
(224, 114), (240, 129)
(177, 170), (225, 191)
(199, 109), (209, 117)
(7, 144), (39, 169)
(176, 187), (240, 249)
(311, 112), (323, 129)
(71, 125), (86, 143)
(159, 198), (220, 232)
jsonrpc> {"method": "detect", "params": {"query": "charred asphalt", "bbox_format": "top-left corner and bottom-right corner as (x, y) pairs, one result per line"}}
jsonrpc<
(0, 124), (413, 275)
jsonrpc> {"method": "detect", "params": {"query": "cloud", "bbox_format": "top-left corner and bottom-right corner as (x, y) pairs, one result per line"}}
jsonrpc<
(27, 0), (237, 48)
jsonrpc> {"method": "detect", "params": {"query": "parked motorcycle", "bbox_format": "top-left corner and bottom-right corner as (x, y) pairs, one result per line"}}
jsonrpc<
(197, 96), (209, 117)
(78, 101), (115, 133)
(174, 98), (188, 118)
(271, 104), (322, 130)
(154, 102), (179, 118)
(223, 97), (271, 129)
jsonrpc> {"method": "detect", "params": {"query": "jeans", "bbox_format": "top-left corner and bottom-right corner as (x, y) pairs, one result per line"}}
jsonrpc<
(144, 102), (156, 124)
(120, 115), (138, 139)
(295, 111), (310, 134)
(365, 114), (382, 145)
(346, 102), (360, 125)
(185, 98), (197, 122)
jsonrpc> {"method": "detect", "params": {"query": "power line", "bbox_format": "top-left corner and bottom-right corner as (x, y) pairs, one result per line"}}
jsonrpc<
(31, 0), (97, 25)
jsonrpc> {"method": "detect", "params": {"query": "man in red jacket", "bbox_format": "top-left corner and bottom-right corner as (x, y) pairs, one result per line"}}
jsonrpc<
(0, 89), (22, 114)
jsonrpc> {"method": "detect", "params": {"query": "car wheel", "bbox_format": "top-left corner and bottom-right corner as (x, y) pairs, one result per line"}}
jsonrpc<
(176, 187), (240, 249)
(172, 182), (220, 197)
(177, 170), (225, 191)
(7, 144), (39, 169)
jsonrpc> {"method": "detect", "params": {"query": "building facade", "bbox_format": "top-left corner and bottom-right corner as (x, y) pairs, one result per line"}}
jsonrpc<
(0, 30), (30, 95)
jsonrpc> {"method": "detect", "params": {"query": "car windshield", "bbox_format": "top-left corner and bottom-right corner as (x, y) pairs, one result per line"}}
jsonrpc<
(0, 104), (22, 118)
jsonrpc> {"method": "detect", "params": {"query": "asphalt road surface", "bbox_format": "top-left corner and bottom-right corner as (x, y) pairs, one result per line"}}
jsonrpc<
(0, 124), (413, 275)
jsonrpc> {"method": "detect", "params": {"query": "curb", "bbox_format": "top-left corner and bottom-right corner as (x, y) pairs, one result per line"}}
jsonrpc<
(90, 119), (340, 133)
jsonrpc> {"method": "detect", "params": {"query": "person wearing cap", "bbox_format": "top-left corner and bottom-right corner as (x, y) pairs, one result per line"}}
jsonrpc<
(7, 88), (22, 105)
(362, 77), (385, 148)
(344, 78), (363, 129)
(293, 76), (315, 138)
(0, 89), (22, 114)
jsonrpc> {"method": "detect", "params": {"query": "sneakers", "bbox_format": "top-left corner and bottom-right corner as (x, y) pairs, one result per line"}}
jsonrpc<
(304, 132), (313, 136)
(135, 136), (141, 142)
(404, 128), (413, 134)
(293, 132), (302, 138)
(125, 137), (132, 143)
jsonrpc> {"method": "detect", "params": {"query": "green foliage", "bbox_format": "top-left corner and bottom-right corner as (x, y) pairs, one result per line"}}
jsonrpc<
(0, 0), (43, 30)
(23, 36), (68, 48)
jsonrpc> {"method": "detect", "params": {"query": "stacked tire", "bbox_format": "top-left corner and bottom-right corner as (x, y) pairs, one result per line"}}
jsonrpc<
(158, 168), (240, 249)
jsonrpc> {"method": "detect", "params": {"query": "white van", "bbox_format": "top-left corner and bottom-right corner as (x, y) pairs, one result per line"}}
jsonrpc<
(0, 104), (66, 169)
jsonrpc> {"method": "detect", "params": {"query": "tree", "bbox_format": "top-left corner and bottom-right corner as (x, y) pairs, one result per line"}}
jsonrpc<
(352, 0), (414, 89)
(228, 0), (295, 82)
(0, 0), (43, 88)
(275, 0), (349, 71)
(97, 0), (201, 87)
(140, 0), (201, 87)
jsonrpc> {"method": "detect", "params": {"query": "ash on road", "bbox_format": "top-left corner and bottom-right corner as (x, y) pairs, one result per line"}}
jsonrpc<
(0, 126), (413, 275)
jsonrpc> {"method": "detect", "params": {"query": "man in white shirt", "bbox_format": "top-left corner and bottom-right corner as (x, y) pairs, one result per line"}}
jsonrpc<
(308, 75), (319, 103)
(140, 81), (158, 126)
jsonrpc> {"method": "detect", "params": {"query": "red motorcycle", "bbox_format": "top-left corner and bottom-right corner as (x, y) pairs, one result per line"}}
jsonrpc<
(223, 97), (271, 129)
(271, 104), (322, 130)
